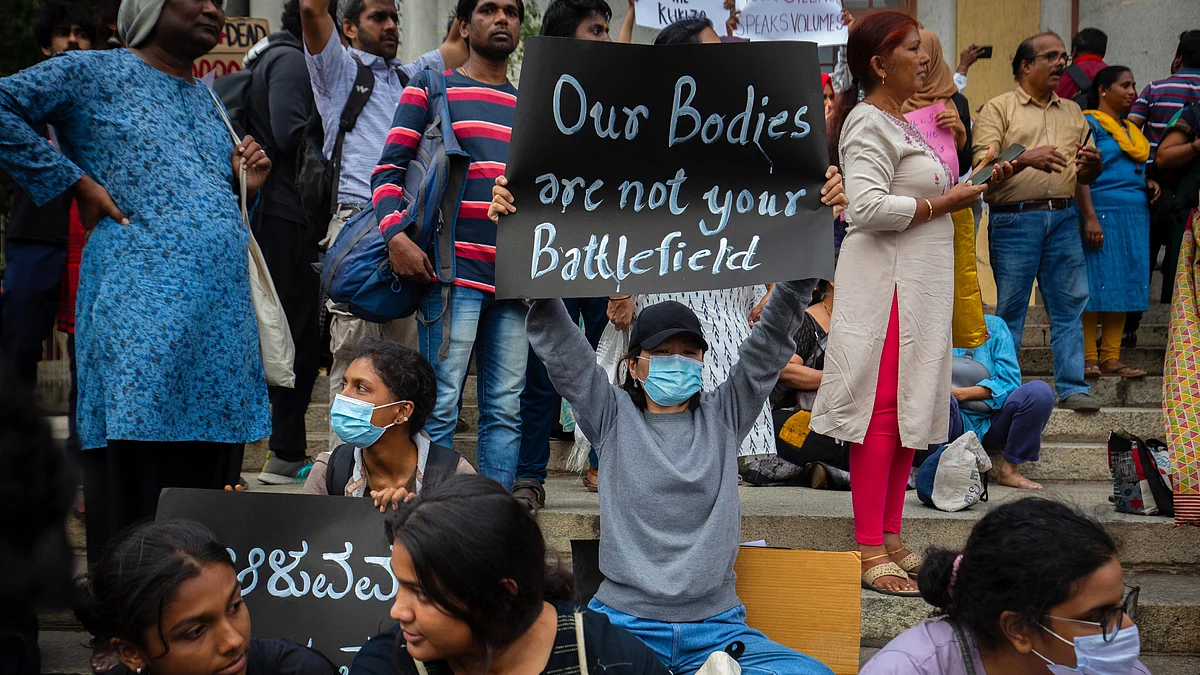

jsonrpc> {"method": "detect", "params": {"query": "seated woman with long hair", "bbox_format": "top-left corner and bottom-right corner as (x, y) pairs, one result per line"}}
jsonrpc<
(349, 474), (669, 675)
(77, 520), (335, 675)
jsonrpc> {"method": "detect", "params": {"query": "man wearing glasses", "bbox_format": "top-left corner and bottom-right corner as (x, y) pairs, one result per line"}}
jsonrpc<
(973, 32), (1105, 413)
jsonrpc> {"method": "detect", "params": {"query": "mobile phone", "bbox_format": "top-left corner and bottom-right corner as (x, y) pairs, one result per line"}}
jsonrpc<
(969, 143), (1026, 186)
(1082, 126), (1094, 148)
(978, 46), (993, 59)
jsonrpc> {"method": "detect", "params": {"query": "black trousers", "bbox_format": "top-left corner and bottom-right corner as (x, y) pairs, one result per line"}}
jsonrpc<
(252, 213), (321, 462)
(82, 441), (242, 566)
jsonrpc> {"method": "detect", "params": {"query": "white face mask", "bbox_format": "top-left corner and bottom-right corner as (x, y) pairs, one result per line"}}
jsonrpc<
(1032, 623), (1141, 675)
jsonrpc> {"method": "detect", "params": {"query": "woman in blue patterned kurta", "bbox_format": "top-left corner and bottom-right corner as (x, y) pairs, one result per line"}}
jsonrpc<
(0, 0), (272, 563)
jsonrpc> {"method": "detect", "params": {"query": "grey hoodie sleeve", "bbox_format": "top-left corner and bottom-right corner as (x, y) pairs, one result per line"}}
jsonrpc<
(712, 279), (815, 440)
(526, 299), (622, 454)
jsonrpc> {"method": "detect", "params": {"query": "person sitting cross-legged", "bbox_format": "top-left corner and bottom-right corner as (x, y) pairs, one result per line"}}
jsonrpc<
(949, 314), (1055, 490)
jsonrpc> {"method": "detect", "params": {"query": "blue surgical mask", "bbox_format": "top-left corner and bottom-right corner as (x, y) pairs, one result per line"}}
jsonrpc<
(330, 394), (406, 448)
(638, 354), (703, 407)
(1033, 624), (1141, 675)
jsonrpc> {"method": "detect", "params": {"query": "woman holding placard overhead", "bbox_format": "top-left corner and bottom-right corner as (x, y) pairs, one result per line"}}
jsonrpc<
(813, 10), (1011, 597)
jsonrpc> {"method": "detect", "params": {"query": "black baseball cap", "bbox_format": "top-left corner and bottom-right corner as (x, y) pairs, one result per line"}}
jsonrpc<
(629, 301), (709, 351)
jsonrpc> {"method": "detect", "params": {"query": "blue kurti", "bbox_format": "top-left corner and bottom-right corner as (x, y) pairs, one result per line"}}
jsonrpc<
(1082, 116), (1151, 313)
(951, 314), (1023, 439)
(0, 49), (270, 449)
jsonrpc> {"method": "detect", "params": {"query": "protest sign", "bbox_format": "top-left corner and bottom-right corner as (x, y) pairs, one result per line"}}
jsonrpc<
(193, 17), (270, 81)
(903, 102), (960, 178)
(732, 0), (847, 46)
(497, 37), (833, 299)
(157, 489), (393, 670)
(633, 0), (729, 31)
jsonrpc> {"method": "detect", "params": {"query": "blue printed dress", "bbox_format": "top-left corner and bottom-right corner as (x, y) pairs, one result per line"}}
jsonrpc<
(1082, 115), (1151, 313)
(0, 49), (270, 450)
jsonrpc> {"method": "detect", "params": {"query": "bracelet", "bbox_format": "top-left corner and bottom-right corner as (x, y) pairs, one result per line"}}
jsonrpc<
(924, 198), (934, 222)
(610, 295), (631, 301)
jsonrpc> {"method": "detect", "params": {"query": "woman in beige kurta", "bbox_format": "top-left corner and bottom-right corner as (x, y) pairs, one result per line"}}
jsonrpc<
(810, 11), (1006, 597)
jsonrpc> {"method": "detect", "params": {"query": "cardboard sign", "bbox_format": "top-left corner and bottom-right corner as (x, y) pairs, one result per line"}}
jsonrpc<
(634, 0), (730, 30)
(903, 101), (960, 178)
(157, 489), (394, 670)
(192, 17), (270, 81)
(732, 0), (848, 46)
(497, 37), (833, 299)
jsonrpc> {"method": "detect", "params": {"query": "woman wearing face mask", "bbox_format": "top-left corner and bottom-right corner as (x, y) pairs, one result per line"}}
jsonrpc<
(349, 474), (669, 675)
(515, 282), (833, 674)
(302, 338), (474, 509)
(78, 520), (335, 675)
(860, 498), (1149, 675)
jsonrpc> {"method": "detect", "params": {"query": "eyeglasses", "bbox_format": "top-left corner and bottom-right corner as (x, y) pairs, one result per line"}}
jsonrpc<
(1045, 585), (1140, 643)
(1036, 51), (1069, 64)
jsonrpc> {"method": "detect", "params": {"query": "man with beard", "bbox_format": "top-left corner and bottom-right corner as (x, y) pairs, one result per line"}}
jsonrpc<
(973, 32), (1104, 412)
(297, 0), (469, 474)
(0, 0), (273, 564)
(370, 0), (525, 489)
(1, 1), (93, 392)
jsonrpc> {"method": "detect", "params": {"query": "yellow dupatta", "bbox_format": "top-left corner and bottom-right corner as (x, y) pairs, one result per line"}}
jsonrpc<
(1083, 110), (1150, 162)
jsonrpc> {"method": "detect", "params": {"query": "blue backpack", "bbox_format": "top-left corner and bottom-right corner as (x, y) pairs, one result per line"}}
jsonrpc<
(321, 67), (469, 327)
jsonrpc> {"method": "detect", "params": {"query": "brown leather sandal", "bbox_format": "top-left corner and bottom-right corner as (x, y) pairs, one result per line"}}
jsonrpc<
(511, 478), (545, 513)
(1084, 360), (1101, 378)
(1099, 359), (1146, 378)
(861, 553), (921, 597)
(888, 547), (924, 576)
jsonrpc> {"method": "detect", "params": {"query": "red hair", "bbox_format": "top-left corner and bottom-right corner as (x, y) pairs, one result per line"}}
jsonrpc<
(827, 11), (918, 162)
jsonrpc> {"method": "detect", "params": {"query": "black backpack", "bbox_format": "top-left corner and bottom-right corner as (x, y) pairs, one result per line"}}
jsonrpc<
(325, 441), (461, 495)
(211, 39), (302, 141)
(1065, 64), (1094, 108)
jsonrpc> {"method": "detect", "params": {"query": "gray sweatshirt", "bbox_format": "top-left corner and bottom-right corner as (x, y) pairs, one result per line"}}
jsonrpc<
(526, 279), (815, 622)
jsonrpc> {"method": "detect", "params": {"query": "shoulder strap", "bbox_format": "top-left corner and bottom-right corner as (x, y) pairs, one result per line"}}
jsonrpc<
(949, 620), (978, 675)
(326, 444), (356, 495)
(205, 87), (249, 229)
(328, 57), (375, 210)
(425, 442), (462, 476)
(1066, 64), (1092, 90)
(413, 659), (429, 675)
(574, 611), (588, 673)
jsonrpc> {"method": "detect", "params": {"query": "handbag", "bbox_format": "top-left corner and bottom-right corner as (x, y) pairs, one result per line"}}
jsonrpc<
(951, 207), (988, 349)
(951, 351), (992, 413)
(917, 431), (991, 512)
(207, 88), (297, 388)
(1108, 431), (1175, 516)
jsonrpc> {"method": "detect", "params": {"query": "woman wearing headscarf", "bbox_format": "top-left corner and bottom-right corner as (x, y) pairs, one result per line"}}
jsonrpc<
(0, 0), (273, 564)
(903, 29), (972, 173)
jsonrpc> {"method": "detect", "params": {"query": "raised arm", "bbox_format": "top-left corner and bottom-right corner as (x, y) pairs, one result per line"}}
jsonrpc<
(617, 0), (636, 43)
(299, 0), (336, 55)
(526, 298), (623, 453)
(712, 279), (815, 440)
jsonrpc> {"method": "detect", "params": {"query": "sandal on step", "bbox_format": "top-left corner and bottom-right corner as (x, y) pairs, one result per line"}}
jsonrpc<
(1084, 360), (1101, 378)
(1099, 360), (1146, 378)
(511, 478), (545, 514)
(888, 547), (923, 576)
(861, 553), (921, 597)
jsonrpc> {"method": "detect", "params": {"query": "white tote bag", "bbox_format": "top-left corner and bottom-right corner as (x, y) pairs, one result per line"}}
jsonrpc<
(932, 431), (993, 512)
(207, 88), (296, 388)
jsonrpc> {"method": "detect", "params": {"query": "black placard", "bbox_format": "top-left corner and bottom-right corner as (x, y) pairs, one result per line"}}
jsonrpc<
(157, 489), (394, 670)
(496, 37), (834, 299)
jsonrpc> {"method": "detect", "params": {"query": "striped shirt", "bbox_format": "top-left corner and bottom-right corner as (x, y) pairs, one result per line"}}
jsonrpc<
(371, 69), (516, 294)
(1129, 68), (1200, 161)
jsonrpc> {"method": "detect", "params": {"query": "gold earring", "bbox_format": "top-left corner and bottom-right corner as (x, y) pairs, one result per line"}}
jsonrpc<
(882, 75), (887, 85)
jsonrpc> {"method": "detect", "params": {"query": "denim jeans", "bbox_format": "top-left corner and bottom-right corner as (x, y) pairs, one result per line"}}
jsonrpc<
(419, 284), (527, 489)
(517, 297), (607, 483)
(588, 599), (833, 675)
(988, 206), (1090, 400)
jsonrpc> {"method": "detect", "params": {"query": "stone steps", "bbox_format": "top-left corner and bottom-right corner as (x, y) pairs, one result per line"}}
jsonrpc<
(1022, 321), (1168, 348)
(1019, 345), (1166, 375)
(1024, 375), (1163, 407)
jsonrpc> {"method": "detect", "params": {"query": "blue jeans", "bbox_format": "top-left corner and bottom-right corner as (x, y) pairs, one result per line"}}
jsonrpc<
(988, 207), (1090, 400)
(588, 599), (833, 675)
(1, 239), (65, 388)
(517, 297), (607, 483)
(419, 285), (528, 489)
(949, 381), (1055, 464)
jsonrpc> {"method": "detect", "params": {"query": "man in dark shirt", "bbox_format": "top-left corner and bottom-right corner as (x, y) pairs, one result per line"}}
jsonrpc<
(244, 0), (324, 483)
(1055, 28), (1107, 102)
(1, 1), (94, 389)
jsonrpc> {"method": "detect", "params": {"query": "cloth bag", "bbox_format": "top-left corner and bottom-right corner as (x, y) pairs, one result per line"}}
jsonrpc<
(951, 208), (988, 349)
(207, 88), (296, 388)
(696, 652), (742, 675)
(568, 322), (629, 472)
(1108, 431), (1175, 516)
(1165, 214), (1200, 527)
(917, 431), (991, 512)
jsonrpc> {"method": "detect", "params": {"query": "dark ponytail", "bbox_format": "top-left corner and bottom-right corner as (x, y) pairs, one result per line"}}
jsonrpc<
(1087, 65), (1132, 113)
(917, 498), (1118, 653)
(384, 475), (573, 666)
(827, 11), (918, 163)
(75, 520), (234, 657)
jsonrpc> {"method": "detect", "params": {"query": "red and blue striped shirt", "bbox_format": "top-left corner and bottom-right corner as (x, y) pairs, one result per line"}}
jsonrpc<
(371, 69), (517, 295)
(1129, 68), (1200, 162)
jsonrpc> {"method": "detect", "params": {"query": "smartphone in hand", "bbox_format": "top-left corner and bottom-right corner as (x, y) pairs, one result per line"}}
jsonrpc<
(968, 143), (1026, 186)
(978, 46), (993, 59)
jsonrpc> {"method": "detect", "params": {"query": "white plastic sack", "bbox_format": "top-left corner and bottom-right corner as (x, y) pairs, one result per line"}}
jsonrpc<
(932, 431), (992, 512)
(568, 322), (629, 471)
(696, 652), (742, 675)
(248, 232), (296, 388)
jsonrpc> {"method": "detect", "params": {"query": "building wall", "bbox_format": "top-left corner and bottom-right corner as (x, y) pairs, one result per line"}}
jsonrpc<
(1078, 0), (1188, 88)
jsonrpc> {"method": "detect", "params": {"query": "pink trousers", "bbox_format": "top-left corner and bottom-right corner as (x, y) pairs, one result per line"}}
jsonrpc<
(850, 293), (917, 546)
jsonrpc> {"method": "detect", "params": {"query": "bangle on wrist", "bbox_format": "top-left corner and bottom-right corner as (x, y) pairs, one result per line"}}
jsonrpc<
(610, 295), (631, 301)
(924, 198), (934, 222)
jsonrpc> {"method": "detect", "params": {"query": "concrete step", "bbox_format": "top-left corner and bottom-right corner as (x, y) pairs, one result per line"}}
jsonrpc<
(1019, 346), (1165, 376)
(1043, 407), (1163, 441)
(533, 477), (1200, 568)
(1024, 375), (1163, 407)
(1022, 322), (1168, 348)
(1012, 303), (1172, 326)
(1011, 441), (1109, 482)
